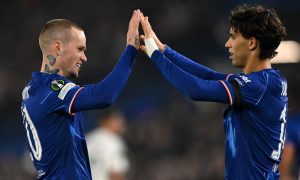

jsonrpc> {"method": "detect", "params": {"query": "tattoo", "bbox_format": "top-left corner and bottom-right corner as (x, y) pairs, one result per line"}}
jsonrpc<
(47, 55), (56, 66)
(45, 64), (59, 74)
(135, 35), (140, 47)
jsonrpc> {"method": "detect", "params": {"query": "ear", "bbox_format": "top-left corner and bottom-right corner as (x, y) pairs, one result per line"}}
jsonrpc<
(53, 41), (62, 56)
(248, 37), (257, 51)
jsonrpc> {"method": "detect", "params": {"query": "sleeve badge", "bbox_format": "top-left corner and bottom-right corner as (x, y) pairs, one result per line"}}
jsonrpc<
(50, 80), (66, 91)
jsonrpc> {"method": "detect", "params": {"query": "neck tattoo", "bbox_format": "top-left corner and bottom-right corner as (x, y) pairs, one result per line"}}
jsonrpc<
(47, 55), (56, 66)
(45, 64), (59, 74)
(44, 55), (59, 74)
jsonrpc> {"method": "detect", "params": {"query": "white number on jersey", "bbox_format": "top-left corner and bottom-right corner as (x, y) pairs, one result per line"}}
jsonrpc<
(21, 105), (42, 161)
(271, 104), (287, 160)
(281, 81), (287, 96)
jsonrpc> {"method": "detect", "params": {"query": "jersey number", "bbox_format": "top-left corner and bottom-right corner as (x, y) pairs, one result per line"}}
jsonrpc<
(21, 105), (42, 161)
(271, 104), (287, 160)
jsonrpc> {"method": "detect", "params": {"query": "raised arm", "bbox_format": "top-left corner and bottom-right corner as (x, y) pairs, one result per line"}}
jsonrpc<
(139, 14), (235, 105)
(71, 10), (140, 113)
(139, 12), (228, 80)
(150, 50), (234, 104)
(163, 46), (228, 80)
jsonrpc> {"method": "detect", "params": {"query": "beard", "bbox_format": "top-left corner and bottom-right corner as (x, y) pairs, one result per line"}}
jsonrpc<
(70, 72), (79, 79)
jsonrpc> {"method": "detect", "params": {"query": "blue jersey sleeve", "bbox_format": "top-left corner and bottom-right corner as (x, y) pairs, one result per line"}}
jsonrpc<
(70, 45), (137, 113)
(41, 80), (81, 114)
(227, 72), (270, 108)
(164, 46), (228, 80)
(150, 50), (235, 105)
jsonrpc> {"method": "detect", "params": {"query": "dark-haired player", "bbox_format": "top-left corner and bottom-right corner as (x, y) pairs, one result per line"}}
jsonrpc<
(139, 5), (287, 179)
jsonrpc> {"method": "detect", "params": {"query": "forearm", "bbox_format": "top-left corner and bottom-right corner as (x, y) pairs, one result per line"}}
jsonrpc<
(163, 46), (228, 80)
(71, 45), (137, 112)
(151, 50), (234, 104)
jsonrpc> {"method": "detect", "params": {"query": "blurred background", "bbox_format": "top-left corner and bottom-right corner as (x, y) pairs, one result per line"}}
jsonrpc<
(1, 0), (300, 179)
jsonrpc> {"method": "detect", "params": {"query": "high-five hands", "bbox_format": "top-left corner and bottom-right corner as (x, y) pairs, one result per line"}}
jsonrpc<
(127, 10), (141, 49)
(127, 10), (166, 57)
(138, 11), (166, 57)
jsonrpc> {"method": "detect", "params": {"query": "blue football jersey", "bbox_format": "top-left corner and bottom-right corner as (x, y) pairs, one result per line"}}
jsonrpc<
(21, 72), (91, 179)
(148, 47), (288, 179)
(220, 69), (288, 179)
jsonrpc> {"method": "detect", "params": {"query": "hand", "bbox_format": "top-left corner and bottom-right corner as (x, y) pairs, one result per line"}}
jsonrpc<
(127, 10), (140, 49)
(139, 12), (166, 52)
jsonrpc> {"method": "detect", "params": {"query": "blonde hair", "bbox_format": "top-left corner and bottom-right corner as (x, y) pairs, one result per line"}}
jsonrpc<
(39, 19), (83, 52)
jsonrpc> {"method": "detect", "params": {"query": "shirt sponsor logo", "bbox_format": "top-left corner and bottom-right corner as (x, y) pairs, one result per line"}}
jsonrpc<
(234, 78), (243, 86)
(234, 75), (251, 86)
(239, 75), (251, 83)
(58, 83), (76, 100)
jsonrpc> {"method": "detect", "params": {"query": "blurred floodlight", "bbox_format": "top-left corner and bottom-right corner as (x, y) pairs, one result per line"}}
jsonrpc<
(272, 41), (300, 64)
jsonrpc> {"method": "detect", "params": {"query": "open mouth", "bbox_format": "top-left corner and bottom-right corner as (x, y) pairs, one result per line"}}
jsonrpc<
(76, 63), (82, 68)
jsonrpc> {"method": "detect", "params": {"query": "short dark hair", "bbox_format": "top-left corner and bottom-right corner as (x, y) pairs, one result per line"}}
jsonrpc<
(229, 4), (286, 59)
(39, 19), (83, 51)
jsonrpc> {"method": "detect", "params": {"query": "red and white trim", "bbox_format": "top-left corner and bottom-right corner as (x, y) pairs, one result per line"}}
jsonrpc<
(218, 80), (233, 106)
(226, 74), (233, 81)
(68, 87), (84, 115)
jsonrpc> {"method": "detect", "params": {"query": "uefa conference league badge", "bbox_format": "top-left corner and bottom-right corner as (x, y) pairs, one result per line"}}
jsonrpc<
(50, 80), (66, 91)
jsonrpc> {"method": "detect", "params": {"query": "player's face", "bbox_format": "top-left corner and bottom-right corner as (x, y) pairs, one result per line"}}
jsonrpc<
(225, 28), (251, 68)
(60, 28), (87, 78)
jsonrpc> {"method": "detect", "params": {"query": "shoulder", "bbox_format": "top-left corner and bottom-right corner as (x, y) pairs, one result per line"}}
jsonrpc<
(42, 74), (79, 100)
(229, 69), (284, 90)
(228, 73), (264, 92)
(47, 75), (75, 92)
(30, 72), (75, 93)
(227, 70), (282, 106)
(36, 73), (78, 102)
